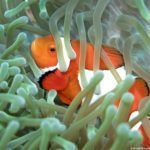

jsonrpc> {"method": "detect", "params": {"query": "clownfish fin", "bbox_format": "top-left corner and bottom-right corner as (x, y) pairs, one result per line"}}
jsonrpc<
(100, 45), (124, 70)
(71, 40), (124, 70)
(129, 78), (149, 112)
(58, 75), (81, 105)
(115, 78), (149, 112)
(57, 93), (72, 105)
(38, 69), (69, 91)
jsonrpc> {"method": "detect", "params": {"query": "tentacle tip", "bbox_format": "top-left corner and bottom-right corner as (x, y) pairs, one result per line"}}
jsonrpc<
(4, 10), (10, 18)
(18, 32), (27, 41)
(0, 24), (4, 30)
(69, 50), (76, 60)
(95, 70), (104, 78)
(122, 92), (134, 104)
(117, 123), (130, 137)
(39, 12), (48, 19)
(58, 64), (69, 72)
(21, 16), (29, 23)
(126, 74), (135, 82)
(9, 120), (20, 129)
(106, 105), (117, 117)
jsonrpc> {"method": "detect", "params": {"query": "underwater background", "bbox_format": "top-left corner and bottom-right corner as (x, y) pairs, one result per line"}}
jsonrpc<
(0, 0), (150, 149)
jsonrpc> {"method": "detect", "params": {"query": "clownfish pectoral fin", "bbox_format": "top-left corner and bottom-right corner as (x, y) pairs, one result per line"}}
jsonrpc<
(57, 75), (81, 105)
(57, 93), (72, 105)
(115, 78), (149, 113)
(71, 40), (124, 70)
(39, 69), (69, 91)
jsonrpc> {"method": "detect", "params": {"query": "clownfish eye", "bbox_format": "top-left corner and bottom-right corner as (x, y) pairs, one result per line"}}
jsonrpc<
(49, 47), (56, 52)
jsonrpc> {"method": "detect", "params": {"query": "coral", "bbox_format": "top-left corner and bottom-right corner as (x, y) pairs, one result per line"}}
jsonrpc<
(0, 0), (150, 149)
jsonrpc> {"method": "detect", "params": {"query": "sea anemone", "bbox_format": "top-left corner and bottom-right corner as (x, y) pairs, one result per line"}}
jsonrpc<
(0, 0), (150, 149)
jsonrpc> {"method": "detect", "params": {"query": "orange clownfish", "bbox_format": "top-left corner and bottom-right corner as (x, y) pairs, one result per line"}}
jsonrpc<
(31, 35), (124, 104)
(31, 35), (149, 111)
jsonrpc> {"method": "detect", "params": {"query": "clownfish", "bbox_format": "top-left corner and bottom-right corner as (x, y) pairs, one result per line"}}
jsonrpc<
(31, 35), (149, 112)
(31, 35), (123, 104)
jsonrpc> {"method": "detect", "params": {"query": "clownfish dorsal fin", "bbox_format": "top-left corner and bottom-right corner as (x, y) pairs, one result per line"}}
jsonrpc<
(71, 40), (124, 70)
(101, 45), (124, 69)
